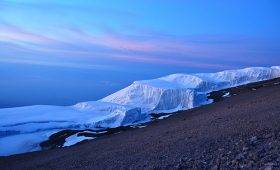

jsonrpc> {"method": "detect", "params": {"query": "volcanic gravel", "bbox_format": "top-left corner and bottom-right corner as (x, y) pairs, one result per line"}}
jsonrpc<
(1, 79), (280, 169)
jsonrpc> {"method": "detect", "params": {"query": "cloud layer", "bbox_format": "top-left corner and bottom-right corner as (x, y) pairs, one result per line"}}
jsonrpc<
(1, 22), (279, 70)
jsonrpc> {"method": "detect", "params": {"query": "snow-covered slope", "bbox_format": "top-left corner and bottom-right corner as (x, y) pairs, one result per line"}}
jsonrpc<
(0, 101), (141, 133)
(0, 102), (141, 155)
(101, 66), (280, 113)
(0, 66), (280, 156)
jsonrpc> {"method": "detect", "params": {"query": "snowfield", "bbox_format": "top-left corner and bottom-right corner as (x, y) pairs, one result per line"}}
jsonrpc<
(0, 66), (280, 156)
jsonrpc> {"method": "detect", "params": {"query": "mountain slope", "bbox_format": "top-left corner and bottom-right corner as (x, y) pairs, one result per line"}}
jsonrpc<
(0, 66), (279, 156)
(1, 77), (280, 169)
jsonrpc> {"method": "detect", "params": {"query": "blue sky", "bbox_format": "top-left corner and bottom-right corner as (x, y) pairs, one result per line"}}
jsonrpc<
(0, 0), (280, 107)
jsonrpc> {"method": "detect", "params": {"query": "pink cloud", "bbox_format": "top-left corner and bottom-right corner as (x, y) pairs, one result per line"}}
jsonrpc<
(1, 24), (278, 69)
(0, 23), (56, 44)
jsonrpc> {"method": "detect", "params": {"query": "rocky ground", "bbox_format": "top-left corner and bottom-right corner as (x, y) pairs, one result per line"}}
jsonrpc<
(0, 78), (280, 170)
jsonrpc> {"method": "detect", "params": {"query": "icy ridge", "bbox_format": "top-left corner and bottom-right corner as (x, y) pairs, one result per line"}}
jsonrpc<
(101, 66), (280, 113)
(0, 66), (280, 156)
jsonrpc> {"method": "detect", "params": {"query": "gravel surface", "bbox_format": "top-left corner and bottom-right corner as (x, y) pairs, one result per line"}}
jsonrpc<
(1, 79), (280, 170)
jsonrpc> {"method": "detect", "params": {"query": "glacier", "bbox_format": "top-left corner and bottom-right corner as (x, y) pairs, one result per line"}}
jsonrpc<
(0, 102), (142, 155)
(101, 66), (280, 112)
(0, 66), (280, 156)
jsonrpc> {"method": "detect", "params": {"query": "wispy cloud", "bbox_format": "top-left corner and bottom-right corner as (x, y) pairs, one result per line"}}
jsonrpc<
(0, 57), (121, 71)
(0, 23), (55, 44)
(0, 23), (279, 69)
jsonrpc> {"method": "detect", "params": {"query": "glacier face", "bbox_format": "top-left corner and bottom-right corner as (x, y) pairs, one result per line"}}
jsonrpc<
(101, 66), (280, 113)
(0, 66), (280, 156)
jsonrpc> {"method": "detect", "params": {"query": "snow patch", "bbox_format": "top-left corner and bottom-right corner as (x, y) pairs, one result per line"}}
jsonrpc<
(63, 134), (94, 147)
(222, 92), (231, 98)
(158, 114), (172, 120)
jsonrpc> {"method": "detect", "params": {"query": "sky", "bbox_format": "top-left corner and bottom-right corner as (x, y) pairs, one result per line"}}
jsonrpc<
(0, 0), (280, 108)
